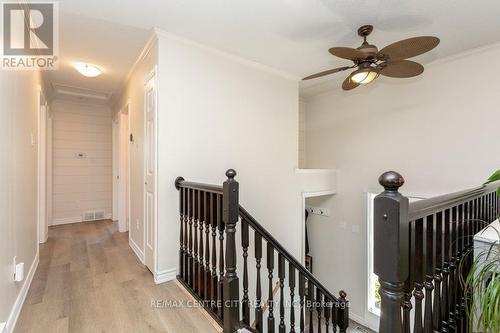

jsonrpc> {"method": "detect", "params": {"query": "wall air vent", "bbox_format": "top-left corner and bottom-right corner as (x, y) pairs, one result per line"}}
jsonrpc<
(82, 210), (106, 222)
(94, 210), (105, 220)
(82, 211), (95, 221)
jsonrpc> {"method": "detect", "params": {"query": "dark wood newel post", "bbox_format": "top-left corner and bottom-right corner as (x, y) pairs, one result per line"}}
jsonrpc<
(374, 171), (410, 333)
(223, 169), (240, 333)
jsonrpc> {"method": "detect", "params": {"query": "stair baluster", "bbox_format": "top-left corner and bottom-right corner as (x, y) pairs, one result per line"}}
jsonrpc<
(255, 232), (263, 332)
(289, 264), (296, 333)
(205, 192), (211, 301)
(278, 253), (285, 333)
(413, 219), (424, 333)
(433, 212), (443, 333)
(299, 273), (305, 333)
(424, 215), (434, 333)
(193, 190), (199, 292)
(308, 283), (314, 333)
(211, 193), (218, 311)
(267, 243), (275, 333)
(448, 207), (457, 331)
(218, 194), (225, 320)
(316, 290), (322, 333)
(199, 191), (205, 298)
(189, 189), (194, 287)
(241, 217), (250, 325)
(324, 298), (330, 333)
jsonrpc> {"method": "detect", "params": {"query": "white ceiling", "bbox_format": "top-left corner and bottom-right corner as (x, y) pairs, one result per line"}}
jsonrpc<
(45, 11), (150, 104)
(52, 0), (500, 100)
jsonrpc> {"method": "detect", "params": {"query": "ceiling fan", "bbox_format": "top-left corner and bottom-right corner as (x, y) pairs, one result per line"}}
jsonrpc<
(303, 25), (440, 90)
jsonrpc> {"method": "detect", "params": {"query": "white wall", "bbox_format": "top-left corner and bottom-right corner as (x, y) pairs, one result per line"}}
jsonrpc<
(156, 32), (302, 277)
(298, 98), (307, 168)
(303, 43), (500, 329)
(51, 100), (112, 224)
(0, 70), (42, 331)
(115, 37), (158, 260)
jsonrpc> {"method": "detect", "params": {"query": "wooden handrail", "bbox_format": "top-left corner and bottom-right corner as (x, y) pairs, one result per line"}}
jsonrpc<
(175, 178), (223, 194)
(409, 182), (499, 220)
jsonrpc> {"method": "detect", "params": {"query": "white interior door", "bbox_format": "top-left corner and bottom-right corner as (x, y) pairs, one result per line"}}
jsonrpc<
(144, 71), (157, 272)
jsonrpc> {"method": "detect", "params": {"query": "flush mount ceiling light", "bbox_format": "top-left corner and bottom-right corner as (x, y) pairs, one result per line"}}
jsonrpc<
(73, 62), (102, 77)
(303, 25), (440, 90)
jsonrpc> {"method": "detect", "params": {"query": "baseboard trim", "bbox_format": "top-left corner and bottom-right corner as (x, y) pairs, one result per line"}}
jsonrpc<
(51, 214), (113, 226)
(51, 216), (82, 225)
(5, 253), (39, 333)
(154, 268), (176, 284)
(129, 237), (145, 265)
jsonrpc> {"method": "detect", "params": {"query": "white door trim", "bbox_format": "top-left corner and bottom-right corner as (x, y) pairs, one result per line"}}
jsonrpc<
(144, 66), (158, 274)
(116, 101), (131, 232)
(112, 115), (119, 221)
(37, 87), (48, 243)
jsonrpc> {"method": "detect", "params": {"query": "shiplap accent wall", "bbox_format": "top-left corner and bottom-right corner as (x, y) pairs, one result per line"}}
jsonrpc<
(51, 100), (112, 225)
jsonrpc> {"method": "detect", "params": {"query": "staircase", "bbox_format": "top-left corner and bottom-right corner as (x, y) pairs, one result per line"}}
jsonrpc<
(175, 169), (349, 333)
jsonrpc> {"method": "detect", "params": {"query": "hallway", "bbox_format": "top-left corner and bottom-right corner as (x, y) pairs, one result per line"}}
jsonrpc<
(15, 220), (219, 333)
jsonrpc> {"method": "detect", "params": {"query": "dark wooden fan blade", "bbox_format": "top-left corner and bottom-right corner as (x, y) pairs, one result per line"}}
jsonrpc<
(377, 36), (439, 60)
(302, 67), (351, 80)
(378, 60), (424, 78)
(329, 47), (366, 61)
(342, 75), (359, 90)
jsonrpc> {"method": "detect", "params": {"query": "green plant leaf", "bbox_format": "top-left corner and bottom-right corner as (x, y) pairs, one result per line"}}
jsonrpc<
(484, 169), (500, 184)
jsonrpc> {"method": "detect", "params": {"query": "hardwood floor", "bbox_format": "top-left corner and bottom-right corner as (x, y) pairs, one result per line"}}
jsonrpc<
(15, 220), (220, 333)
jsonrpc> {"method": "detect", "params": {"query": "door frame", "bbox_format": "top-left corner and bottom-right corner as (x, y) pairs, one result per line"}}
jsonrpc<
(143, 66), (158, 274)
(37, 86), (48, 243)
(115, 101), (131, 233)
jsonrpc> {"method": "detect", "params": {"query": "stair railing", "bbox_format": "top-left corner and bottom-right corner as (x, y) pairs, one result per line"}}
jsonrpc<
(374, 171), (499, 333)
(176, 169), (349, 333)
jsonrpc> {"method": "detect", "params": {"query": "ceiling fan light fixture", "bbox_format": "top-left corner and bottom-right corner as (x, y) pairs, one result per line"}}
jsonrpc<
(351, 67), (378, 84)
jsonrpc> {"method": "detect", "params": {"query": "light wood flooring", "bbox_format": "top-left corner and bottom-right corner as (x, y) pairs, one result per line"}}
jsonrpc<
(15, 220), (220, 333)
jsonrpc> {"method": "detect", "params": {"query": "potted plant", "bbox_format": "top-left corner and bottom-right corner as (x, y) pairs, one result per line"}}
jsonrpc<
(462, 170), (500, 332)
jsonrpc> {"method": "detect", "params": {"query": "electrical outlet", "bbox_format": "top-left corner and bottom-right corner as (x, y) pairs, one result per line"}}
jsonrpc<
(136, 219), (139, 230)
